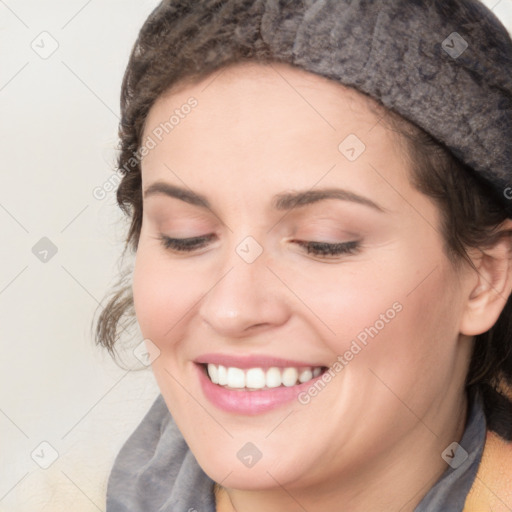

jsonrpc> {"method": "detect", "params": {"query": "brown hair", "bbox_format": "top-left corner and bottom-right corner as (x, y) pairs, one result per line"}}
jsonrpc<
(93, 2), (512, 440)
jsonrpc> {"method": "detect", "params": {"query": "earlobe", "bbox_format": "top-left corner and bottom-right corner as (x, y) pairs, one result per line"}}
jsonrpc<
(460, 225), (512, 337)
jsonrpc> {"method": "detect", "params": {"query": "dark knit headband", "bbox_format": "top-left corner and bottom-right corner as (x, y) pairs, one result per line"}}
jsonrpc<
(146, 0), (512, 214)
(288, 0), (512, 214)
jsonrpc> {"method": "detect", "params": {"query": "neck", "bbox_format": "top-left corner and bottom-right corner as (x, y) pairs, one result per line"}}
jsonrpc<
(215, 391), (468, 512)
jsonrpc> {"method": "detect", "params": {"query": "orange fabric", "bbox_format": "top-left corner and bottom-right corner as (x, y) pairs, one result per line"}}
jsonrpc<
(463, 430), (512, 511)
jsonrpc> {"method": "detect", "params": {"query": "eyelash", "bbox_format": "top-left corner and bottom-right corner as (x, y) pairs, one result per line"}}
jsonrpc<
(158, 234), (360, 258)
(291, 239), (360, 257)
(159, 234), (215, 251)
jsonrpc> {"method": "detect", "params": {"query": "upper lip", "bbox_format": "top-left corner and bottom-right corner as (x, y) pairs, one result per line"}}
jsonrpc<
(194, 353), (326, 369)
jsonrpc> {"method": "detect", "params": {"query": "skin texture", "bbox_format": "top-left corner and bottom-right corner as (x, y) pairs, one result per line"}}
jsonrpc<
(132, 62), (512, 511)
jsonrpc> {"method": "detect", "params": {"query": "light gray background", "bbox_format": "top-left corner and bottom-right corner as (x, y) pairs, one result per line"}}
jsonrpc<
(1, 1), (511, 511)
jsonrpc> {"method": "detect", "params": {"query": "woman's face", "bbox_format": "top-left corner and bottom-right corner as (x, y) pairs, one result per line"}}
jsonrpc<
(133, 62), (472, 493)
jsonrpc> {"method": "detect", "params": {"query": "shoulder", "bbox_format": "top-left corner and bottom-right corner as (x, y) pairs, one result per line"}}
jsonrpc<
(463, 430), (512, 511)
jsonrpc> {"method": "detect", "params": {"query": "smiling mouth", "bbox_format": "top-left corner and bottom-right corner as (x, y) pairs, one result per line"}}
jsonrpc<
(202, 363), (328, 391)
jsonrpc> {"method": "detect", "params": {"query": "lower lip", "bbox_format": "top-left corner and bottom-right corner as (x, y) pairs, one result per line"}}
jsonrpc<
(196, 364), (323, 415)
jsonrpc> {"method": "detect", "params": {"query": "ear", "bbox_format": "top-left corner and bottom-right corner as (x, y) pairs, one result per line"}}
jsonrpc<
(460, 220), (512, 336)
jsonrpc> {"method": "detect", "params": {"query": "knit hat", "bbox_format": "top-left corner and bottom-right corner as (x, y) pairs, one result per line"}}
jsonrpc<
(130, 0), (512, 214)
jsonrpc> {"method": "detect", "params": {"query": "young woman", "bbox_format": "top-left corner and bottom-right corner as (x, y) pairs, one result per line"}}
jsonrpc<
(95, 1), (512, 510)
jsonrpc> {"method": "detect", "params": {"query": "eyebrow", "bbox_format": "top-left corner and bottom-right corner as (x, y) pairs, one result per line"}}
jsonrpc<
(144, 182), (211, 208)
(272, 188), (385, 212)
(143, 182), (385, 212)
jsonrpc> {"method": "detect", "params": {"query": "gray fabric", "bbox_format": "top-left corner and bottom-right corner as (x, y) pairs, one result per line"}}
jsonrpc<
(105, 395), (215, 512)
(414, 388), (486, 511)
(135, 0), (512, 215)
(106, 389), (486, 511)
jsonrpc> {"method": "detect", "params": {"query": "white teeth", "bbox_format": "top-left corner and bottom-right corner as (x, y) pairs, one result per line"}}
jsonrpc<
(298, 368), (313, 383)
(207, 363), (219, 384)
(282, 367), (299, 387)
(205, 364), (324, 389)
(266, 367), (282, 388)
(227, 367), (245, 388)
(218, 365), (228, 386)
(246, 368), (266, 388)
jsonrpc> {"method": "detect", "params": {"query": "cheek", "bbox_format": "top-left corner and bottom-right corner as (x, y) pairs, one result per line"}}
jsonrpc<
(289, 250), (461, 379)
(282, 258), (404, 352)
(132, 246), (201, 343)
(339, 260), (463, 406)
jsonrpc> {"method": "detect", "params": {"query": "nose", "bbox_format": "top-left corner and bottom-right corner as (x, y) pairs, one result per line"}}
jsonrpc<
(198, 247), (290, 338)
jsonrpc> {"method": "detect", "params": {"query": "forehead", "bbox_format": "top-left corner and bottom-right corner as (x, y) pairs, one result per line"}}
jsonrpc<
(145, 61), (389, 135)
(140, 62), (414, 213)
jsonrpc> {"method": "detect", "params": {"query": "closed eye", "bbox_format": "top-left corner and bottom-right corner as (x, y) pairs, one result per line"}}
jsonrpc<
(291, 239), (360, 257)
(158, 234), (215, 252)
(158, 234), (360, 259)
